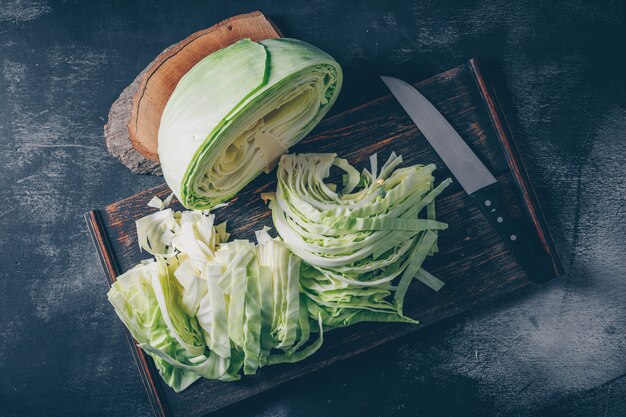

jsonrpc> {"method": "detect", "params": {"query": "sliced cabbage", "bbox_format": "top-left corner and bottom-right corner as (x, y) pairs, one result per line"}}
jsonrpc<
(135, 209), (179, 257)
(135, 208), (227, 260)
(107, 259), (230, 392)
(109, 206), (322, 392)
(111, 149), (451, 392)
(158, 38), (342, 209)
(267, 152), (451, 327)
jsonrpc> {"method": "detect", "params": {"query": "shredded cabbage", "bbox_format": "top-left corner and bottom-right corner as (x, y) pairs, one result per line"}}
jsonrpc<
(107, 259), (224, 391)
(109, 204), (322, 391)
(158, 38), (342, 209)
(267, 152), (451, 327)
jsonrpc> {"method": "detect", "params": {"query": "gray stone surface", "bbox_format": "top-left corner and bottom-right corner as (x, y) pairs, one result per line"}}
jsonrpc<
(0, 1), (624, 416)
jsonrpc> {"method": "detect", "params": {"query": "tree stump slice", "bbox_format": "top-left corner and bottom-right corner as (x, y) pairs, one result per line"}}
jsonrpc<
(104, 11), (282, 175)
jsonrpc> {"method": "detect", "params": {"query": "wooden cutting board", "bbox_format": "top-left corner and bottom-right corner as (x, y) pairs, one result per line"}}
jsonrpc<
(86, 58), (563, 417)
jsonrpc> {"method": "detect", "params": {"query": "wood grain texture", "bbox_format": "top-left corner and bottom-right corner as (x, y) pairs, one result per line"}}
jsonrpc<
(86, 59), (561, 417)
(104, 11), (282, 173)
(468, 59), (564, 277)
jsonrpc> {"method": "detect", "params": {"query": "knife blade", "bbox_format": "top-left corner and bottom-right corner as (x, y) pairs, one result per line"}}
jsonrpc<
(381, 76), (552, 282)
(381, 76), (497, 194)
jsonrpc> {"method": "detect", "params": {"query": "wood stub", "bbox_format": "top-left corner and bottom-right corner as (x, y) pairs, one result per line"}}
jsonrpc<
(104, 11), (282, 174)
(104, 67), (163, 175)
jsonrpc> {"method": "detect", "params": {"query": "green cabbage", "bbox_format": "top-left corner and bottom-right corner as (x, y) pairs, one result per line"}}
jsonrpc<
(158, 38), (342, 209)
(108, 206), (322, 391)
(266, 152), (451, 327)
(107, 258), (230, 392)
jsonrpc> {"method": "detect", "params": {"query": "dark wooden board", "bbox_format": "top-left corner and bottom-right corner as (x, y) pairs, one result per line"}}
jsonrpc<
(85, 58), (563, 417)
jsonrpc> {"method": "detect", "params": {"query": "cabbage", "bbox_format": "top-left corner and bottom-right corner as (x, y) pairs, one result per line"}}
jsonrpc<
(135, 208), (227, 260)
(109, 205), (322, 391)
(107, 258), (230, 392)
(158, 38), (342, 209)
(267, 152), (451, 327)
(147, 193), (175, 210)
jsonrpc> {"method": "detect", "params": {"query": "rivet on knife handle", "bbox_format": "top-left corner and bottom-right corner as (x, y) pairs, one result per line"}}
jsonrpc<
(469, 183), (553, 282)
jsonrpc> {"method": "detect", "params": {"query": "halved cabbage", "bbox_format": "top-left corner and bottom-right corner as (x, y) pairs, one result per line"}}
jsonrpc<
(158, 38), (342, 209)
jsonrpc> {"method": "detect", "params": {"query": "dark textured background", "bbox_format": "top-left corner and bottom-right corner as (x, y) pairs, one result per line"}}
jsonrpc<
(1, 1), (625, 416)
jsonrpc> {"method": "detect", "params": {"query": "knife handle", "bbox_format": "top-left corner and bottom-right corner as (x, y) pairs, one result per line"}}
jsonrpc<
(470, 183), (553, 283)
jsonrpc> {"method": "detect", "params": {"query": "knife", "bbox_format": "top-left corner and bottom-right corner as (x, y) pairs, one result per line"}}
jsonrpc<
(381, 76), (552, 283)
